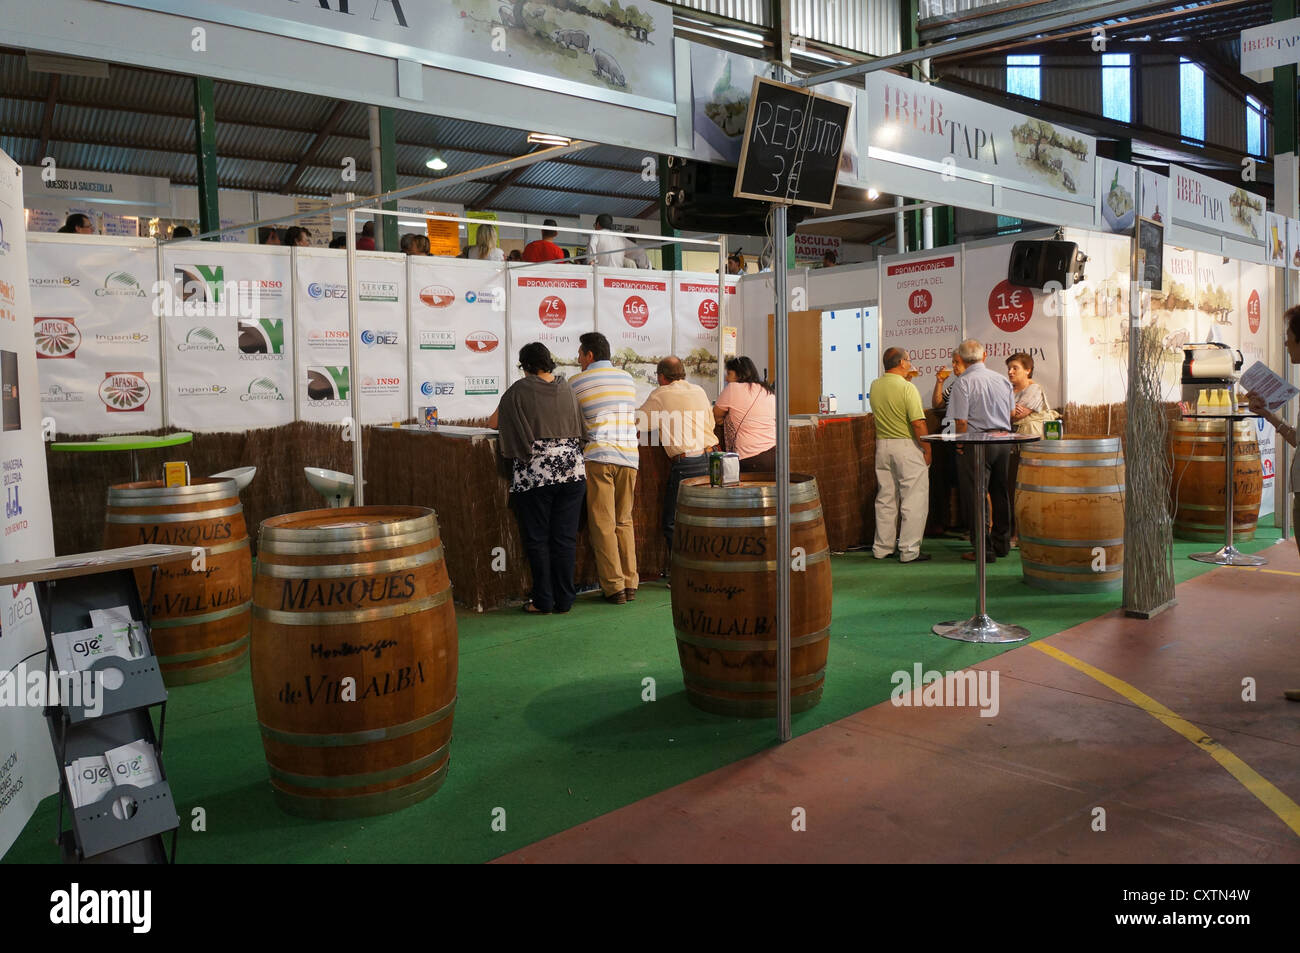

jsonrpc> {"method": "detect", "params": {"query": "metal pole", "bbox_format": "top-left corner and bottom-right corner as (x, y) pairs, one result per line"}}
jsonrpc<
(895, 197), (906, 254)
(923, 206), (934, 249)
(718, 235), (727, 396)
(773, 202), (791, 743)
(974, 443), (987, 617)
(346, 207), (364, 505)
(369, 107), (384, 250)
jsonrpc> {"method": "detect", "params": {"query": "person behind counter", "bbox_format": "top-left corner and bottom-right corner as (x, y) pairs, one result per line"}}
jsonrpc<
(487, 342), (587, 615)
(638, 356), (717, 556)
(714, 356), (777, 472)
(949, 338), (1015, 563)
(1245, 304), (1300, 701)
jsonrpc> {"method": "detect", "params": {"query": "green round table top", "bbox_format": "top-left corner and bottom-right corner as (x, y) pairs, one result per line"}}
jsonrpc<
(51, 432), (194, 452)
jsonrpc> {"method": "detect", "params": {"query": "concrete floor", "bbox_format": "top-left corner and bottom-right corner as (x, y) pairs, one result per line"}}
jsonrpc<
(499, 540), (1300, 863)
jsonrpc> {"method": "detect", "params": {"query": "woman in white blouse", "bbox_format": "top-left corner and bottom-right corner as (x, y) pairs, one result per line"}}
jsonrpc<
(467, 224), (505, 262)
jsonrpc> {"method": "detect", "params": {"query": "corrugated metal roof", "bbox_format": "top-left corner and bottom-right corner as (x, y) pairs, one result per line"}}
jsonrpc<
(792, 0), (901, 57)
(671, 0), (772, 28)
(515, 163), (656, 198)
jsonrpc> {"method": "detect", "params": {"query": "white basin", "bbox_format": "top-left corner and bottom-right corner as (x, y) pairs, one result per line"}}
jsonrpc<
(304, 467), (356, 508)
(210, 466), (257, 491)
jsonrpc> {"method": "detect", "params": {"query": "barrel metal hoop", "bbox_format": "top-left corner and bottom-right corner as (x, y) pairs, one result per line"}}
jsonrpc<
(1016, 483), (1125, 494)
(106, 480), (237, 503)
(259, 511), (437, 544)
(256, 545), (444, 580)
(673, 625), (830, 653)
(682, 668), (826, 692)
(1025, 438), (1120, 453)
(257, 527), (438, 555)
(670, 548), (830, 573)
(202, 538), (251, 558)
(1175, 503), (1258, 513)
(675, 508), (823, 528)
(1022, 559), (1123, 575)
(157, 633), (250, 664)
(267, 741), (451, 790)
(1173, 454), (1260, 463)
(150, 600), (252, 629)
(1019, 534), (1124, 548)
(1019, 457), (1124, 468)
(678, 481), (819, 507)
(259, 696), (458, 748)
(676, 489), (820, 509)
(107, 503), (243, 524)
(252, 586), (453, 626)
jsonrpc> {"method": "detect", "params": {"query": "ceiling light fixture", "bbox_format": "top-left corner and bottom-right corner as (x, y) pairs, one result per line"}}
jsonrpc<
(426, 154), (448, 171)
(527, 133), (573, 147)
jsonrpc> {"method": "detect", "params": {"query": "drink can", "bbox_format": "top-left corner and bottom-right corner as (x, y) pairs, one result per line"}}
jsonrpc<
(818, 395), (829, 415)
(1044, 420), (1063, 440)
(420, 406), (439, 431)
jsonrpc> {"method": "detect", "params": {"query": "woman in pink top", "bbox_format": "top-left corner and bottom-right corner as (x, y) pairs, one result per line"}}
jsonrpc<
(713, 356), (778, 472)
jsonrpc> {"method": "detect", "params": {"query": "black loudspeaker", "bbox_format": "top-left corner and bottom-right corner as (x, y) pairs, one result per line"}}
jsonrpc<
(1007, 240), (1088, 290)
(663, 158), (809, 237)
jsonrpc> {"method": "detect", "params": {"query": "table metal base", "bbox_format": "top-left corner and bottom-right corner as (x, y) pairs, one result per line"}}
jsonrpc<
(1189, 545), (1266, 567)
(933, 613), (1031, 644)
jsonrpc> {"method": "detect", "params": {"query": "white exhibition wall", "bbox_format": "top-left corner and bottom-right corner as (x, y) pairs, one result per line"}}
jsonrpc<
(26, 235), (739, 432)
(0, 147), (59, 857)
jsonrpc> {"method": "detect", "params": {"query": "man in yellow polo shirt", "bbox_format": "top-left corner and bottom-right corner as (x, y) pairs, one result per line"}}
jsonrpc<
(868, 347), (932, 563)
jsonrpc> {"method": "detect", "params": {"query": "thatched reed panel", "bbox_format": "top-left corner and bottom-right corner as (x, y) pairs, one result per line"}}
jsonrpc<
(50, 416), (890, 610)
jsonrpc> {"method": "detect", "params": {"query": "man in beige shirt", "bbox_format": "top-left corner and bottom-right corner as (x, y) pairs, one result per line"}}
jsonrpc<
(638, 356), (718, 555)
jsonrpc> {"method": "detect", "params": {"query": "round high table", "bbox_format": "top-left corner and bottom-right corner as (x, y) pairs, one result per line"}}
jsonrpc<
(50, 432), (194, 481)
(921, 431), (1041, 643)
(1182, 413), (1266, 567)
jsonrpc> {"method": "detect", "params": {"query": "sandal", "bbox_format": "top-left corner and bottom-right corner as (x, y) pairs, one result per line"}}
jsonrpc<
(522, 602), (551, 615)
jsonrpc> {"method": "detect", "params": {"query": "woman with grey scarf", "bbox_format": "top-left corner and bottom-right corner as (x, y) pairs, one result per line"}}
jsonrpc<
(488, 343), (586, 614)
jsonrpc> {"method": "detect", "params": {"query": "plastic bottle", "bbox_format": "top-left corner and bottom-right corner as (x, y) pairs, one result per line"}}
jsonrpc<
(1196, 389), (1208, 416)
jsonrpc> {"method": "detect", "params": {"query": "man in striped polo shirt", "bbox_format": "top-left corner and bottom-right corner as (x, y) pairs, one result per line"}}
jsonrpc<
(571, 332), (639, 603)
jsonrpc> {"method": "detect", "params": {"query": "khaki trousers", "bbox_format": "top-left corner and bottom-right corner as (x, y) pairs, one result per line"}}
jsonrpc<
(585, 461), (638, 595)
(874, 438), (930, 560)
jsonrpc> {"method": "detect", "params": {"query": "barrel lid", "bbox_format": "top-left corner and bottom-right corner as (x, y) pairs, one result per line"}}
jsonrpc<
(1026, 435), (1120, 453)
(678, 473), (820, 507)
(259, 505), (437, 542)
(107, 478), (238, 503)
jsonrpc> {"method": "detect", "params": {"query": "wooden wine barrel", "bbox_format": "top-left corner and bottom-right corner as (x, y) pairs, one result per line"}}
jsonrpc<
(104, 479), (251, 685)
(670, 474), (832, 717)
(251, 506), (457, 819)
(1013, 436), (1125, 593)
(1170, 420), (1262, 542)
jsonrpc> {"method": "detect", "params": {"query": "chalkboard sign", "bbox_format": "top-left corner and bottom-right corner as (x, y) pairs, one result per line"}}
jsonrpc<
(733, 77), (852, 211)
(1136, 216), (1163, 292)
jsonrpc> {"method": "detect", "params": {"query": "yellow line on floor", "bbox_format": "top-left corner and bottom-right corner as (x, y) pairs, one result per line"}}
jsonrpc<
(1223, 565), (1300, 578)
(1031, 641), (1300, 838)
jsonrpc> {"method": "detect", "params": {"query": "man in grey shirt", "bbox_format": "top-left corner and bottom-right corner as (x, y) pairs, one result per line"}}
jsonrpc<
(948, 339), (1015, 562)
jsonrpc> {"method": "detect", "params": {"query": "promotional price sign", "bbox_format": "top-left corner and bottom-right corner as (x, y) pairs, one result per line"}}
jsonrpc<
(28, 237), (162, 434)
(880, 251), (962, 407)
(509, 267), (594, 382)
(295, 249), (407, 426)
(962, 243), (1061, 409)
(162, 243), (294, 431)
(595, 270), (673, 402)
(0, 146), (59, 858)
(409, 257), (507, 421)
(672, 276), (737, 399)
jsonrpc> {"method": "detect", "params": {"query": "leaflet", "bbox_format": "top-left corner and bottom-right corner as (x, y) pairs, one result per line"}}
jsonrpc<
(1239, 361), (1300, 411)
(50, 622), (146, 674)
(104, 740), (160, 790)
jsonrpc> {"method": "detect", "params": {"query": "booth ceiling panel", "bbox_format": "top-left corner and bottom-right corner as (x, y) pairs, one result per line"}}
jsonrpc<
(0, 100), (45, 135)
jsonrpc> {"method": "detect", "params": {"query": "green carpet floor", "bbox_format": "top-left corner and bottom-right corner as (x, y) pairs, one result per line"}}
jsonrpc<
(4, 528), (1282, 864)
